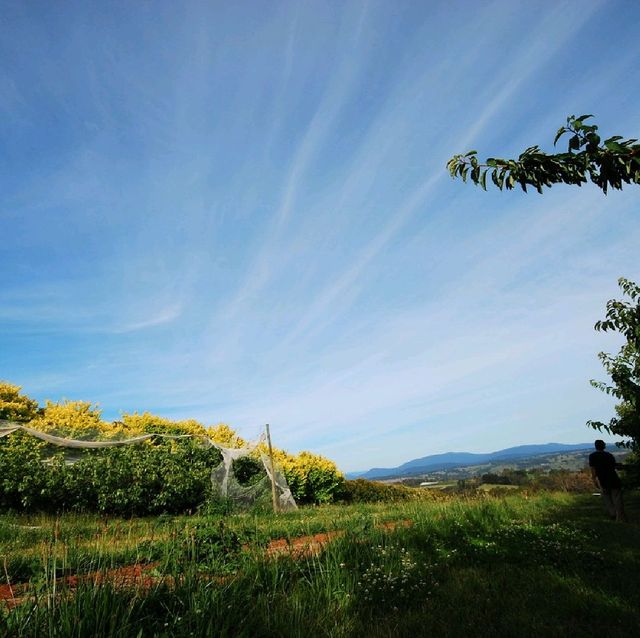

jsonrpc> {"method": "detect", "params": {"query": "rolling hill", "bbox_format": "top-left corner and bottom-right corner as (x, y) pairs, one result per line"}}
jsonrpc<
(346, 442), (605, 480)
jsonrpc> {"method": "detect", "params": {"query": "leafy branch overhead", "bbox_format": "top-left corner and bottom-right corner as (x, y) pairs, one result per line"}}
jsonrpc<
(446, 115), (640, 194)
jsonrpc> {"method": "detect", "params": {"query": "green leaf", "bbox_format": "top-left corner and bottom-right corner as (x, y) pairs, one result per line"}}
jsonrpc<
(604, 140), (627, 153)
(553, 127), (566, 145)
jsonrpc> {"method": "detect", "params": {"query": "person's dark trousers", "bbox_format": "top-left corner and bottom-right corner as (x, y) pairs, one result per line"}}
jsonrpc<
(601, 487), (627, 522)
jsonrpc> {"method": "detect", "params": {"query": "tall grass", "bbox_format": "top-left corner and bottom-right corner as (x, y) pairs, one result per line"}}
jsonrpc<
(2, 492), (639, 637)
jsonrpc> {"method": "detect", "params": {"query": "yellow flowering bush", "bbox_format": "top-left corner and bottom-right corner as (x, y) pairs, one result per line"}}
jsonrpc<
(0, 379), (347, 509)
(206, 422), (246, 447)
(30, 400), (108, 440)
(120, 412), (208, 437)
(271, 449), (344, 504)
(0, 381), (39, 423)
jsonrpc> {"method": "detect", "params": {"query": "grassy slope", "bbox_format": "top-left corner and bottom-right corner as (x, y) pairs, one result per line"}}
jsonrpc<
(1, 492), (639, 637)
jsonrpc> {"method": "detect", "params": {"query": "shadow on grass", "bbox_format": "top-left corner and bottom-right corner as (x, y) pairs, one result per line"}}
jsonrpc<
(543, 490), (640, 524)
(366, 561), (640, 638)
(355, 491), (640, 638)
(541, 490), (640, 572)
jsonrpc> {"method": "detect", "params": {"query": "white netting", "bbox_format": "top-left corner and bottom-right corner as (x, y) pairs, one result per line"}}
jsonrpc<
(260, 452), (296, 510)
(207, 437), (296, 511)
(0, 421), (297, 511)
(0, 423), (188, 447)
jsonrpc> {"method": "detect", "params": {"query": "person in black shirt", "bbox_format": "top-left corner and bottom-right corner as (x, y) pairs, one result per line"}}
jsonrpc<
(589, 440), (627, 522)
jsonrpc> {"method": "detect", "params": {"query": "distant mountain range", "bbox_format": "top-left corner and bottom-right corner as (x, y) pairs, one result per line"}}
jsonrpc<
(346, 443), (602, 480)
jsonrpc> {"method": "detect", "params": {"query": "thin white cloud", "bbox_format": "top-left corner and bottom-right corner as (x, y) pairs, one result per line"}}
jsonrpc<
(113, 303), (183, 333)
(211, 0), (606, 360)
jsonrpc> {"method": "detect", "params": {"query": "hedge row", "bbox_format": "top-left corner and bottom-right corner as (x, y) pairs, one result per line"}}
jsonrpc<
(0, 433), (220, 515)
(0, 382), (346, 513)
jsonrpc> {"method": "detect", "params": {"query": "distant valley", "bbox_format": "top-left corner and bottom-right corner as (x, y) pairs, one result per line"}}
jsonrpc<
(347, 442), (626, 481)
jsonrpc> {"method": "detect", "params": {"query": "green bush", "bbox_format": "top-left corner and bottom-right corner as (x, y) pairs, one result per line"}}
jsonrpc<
(338, 479), (430, 503)
(0, 431), (49, 510)
(0, 435), (225, 515)
(275, 450), (345, 505)
(526, 469), (595, 493)
(232, 456), (264, 486)
(0, 379), (347, 511)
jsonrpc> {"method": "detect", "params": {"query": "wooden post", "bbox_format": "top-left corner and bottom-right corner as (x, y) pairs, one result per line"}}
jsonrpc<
(265, 423), (279, 514)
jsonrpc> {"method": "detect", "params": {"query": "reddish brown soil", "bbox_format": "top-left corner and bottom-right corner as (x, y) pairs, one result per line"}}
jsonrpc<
(1, 519), (412, 608)
(260, 519), (411, 558)
(0, 562), (163, 609)
(0, 583), (17, 602)
(263, 529), (345, 558)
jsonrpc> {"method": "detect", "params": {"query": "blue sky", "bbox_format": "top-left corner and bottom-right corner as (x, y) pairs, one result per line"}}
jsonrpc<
(1, 0), (639, 471)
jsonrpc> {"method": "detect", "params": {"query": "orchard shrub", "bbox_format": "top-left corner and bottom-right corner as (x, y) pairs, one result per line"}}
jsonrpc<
(275, 450), (345, 504)
(0, 380), (347, 511)
(0, 435), (223, 515)
(339, 479), (425, 503)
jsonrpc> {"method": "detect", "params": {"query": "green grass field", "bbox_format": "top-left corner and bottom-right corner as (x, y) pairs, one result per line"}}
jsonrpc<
(2, 491), (639, 637)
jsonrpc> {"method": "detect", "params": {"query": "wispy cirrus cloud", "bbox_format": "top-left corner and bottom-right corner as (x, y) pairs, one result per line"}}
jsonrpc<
(112, 303), (183, 334)
(2, 0), (639, 471)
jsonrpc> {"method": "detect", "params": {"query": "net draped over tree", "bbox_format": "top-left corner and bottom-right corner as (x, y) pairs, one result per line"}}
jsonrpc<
(0, 420), (297, 512)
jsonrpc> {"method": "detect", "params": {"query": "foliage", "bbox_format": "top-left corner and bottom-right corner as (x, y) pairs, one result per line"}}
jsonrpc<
(0, 382), (346, 510)
(480, 472), (512, 485)
(477, 467), (607, 493)
(447, 115), (640, 193)
(1, 415), (345, 512)
(526, 469), (594, 493)
(0, 430), (48, 510)
(0, 381), (39, 422)
(588, 278), (640, 453)
(0, 396), (227, 514)
(30, 400), (111, 440)
(206, 422), (247, 447)
(0, 432), (222, 515)
(179, 520), (242, 567)
(0, 429), (346, 513)
(120, 412), (209, 437)
(232, 455), (264, 486)
(480, 469), (530, 487)
(339, 479), (430, 503)
(481, 468), (608, 493)
(3, 493), (639, 637)
(274, 449), (345, 504)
